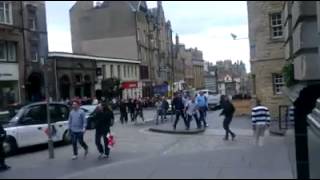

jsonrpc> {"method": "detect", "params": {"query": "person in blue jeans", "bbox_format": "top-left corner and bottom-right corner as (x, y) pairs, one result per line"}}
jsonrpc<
(196, 91), (209, 128)
(68, 100), (88, 160)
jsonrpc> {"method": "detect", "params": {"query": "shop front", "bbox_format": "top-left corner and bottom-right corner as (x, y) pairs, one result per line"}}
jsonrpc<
(0, 63), (20, 110)
(121, 81), (142, 99)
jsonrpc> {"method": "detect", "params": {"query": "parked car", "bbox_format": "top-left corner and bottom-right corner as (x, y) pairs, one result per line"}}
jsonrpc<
(196, 89), (221, 110)
(2, 102), (71, 155)
(80, 105), (98, 130)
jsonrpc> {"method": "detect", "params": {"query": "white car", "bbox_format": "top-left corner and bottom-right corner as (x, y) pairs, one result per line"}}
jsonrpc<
(2, 102), (71, 155)
(196, 89), (221, 110)
(80, 105), (98, 130)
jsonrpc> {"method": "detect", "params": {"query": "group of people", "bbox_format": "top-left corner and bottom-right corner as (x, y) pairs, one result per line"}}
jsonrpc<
(170, 91), (209, 130)
(119, 98), (145, 124)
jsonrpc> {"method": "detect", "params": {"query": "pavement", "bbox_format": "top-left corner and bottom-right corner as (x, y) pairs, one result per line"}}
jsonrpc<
(0, 109), (296, 179)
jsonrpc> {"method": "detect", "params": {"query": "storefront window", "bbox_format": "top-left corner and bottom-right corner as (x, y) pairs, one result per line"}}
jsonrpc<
(0, 81), (18, 110)
(0, 41), (16, 62)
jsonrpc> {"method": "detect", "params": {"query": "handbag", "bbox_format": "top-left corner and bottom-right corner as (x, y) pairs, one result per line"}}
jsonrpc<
(107, 133), (115, 148)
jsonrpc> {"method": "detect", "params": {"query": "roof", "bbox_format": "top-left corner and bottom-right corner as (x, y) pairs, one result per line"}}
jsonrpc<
(48, 52), (141, 64)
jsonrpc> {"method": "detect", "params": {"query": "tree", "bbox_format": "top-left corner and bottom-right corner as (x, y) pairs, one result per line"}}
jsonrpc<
(101, 78), (123, 100)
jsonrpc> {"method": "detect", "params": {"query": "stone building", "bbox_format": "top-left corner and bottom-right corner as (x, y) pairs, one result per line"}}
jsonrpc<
(204, 62), (218, 93)
(69, 1), (173, 98)
(247, 1), (289, 120)
(190, 48), (205, 90)
(0, 1), (48, 109)
(282, 1), (320, 179)
(47, 52), (141, 101)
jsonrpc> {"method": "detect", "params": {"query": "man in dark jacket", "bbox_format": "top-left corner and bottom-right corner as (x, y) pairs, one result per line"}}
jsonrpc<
(0, 123), (10, 171)
(172, 93), (188, 130)
(119, 100), (128, 124)
(220, 95), (236, 141)
(128, 99), (136, 122)
(134, 99), (144, 123)
(94, 104), (114, 159)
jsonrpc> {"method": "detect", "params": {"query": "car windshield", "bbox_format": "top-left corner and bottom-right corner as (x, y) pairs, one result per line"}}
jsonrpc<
(0, 107), (25, 125)
(80, 105), (97, 114)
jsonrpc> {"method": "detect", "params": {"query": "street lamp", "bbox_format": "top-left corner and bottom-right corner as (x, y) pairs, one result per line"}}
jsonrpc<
(230, 33), (248, 40)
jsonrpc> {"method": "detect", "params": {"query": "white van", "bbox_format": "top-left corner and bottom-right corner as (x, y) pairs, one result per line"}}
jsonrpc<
(196, 89), (221, 109)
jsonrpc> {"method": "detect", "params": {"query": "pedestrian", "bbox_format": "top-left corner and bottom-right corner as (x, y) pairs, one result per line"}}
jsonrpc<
(251, 99), (271, 146)
(155, 98), (163, 125)
(94, 104), (113, 159)
(119, 99), (128, 124)
(6, 88), (16, 118)
(185, 96), (201, 129)
(0, 123), (10, 172)
(68, 100), (89, 160)
(196, 91), (209, 128)
(134, 99), (144, 123)
(172, 93), (188, 130)
(161, 96), (169, 121)
(128, 99), (136, 122)
(220, 95), (236, 141)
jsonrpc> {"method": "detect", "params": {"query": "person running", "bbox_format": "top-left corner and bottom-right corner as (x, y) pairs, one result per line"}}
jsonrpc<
(251, 99), (271, 146)
(0, 123), (10, 172)
(94, 104), (113, 159)
(172, 93), (188, 130)
(68, 100), (89, 160)
(196, 91), (209, 128)
(119, 99), (128, 124)
(134, 99), (145, 123)
(220, 95), (236, 141)
(128, 99), (136, 122)
(185, 96), (201, 129)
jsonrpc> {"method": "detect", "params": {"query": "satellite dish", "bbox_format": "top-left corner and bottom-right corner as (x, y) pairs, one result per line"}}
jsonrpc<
(231, 33), (237, 40)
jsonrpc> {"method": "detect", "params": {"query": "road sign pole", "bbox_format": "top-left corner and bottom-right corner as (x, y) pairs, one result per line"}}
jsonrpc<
(41, 57), (54, 159)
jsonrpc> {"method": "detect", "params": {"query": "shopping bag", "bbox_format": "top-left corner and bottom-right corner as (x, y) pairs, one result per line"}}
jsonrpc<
(107, 133), (115, 148)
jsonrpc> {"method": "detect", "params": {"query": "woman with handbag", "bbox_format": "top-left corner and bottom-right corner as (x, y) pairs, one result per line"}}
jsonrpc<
(94, 104), (114, 159)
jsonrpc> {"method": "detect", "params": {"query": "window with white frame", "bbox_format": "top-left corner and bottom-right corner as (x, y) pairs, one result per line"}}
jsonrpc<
(0, 1), (12, 24)
(273, 74), (284, 95)
(0, 41), (16, 62)
(28, 17), (37, 31)
(31, 44), (38, 62)
(270, 13), (283, 39)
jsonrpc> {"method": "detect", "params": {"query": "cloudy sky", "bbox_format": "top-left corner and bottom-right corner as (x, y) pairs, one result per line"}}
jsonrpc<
(46, 1), (250, 70)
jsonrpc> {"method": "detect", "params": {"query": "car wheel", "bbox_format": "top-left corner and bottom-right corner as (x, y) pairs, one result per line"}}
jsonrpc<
(3, 137), (18, 155)
(63, 131), (72, 144)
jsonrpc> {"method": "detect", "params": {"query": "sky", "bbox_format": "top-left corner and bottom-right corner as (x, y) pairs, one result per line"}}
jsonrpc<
(46, 1), (250, 71)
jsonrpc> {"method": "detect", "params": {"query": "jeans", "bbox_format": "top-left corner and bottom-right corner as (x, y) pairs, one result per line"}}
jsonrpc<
(223, 116), (235, 139)
(187, 114), (201, 129)
(95, 131), (110, 155)
(199, 107), (208, 127)
(120, 112), (128, 124)
(135, 110), (144, 122)
(173, 110), (188, 129)
(71, 132), (88, 156)
(0, 140), (5, 166)
(155, 109), (165, 124)
(130, 111), (135, 122)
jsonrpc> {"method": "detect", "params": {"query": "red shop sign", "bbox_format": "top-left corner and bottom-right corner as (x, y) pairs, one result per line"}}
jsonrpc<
(122, 81), (138, 89)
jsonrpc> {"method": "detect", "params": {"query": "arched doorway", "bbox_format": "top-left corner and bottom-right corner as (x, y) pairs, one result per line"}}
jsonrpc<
(84, 75), (92, 98)
(59, 75), (71, 100)
(74, 74), (82, 98)
(26, 72), (44, 102)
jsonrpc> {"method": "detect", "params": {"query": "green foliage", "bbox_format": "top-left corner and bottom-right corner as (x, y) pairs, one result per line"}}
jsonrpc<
(282, 63), (297, 87)
(101, 78), (123, 100)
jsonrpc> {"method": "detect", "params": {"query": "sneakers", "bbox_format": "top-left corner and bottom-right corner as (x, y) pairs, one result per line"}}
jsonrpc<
(72, 155), (78, 160)
(102, 154), (109, 159)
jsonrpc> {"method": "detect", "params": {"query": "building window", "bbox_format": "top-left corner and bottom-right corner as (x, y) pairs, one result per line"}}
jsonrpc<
(127, 65), (130, 77)
(124, 65), (126, 78)
(117, 65), (121, 79)
(31, 44), (38, 62)
(28, 17), (37, 31)
(0, 41), (16, 62)
(0, 2), (12, 25)
(135, 66), (138, 78)
(273, 74), (284, 95)
(110, 65), (114, 78)
(102, 65), (106, 79)
(270, 13), (283, 39)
